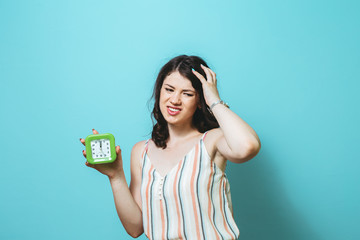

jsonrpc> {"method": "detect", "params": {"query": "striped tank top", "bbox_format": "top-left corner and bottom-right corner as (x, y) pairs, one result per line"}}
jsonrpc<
(140, 132), (240, 240)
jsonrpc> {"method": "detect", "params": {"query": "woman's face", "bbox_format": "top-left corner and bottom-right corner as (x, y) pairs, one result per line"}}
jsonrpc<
(159, 71), (199, 127)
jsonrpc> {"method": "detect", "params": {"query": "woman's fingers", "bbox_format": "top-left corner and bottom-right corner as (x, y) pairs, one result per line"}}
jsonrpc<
(85, 161), (94, 168)
(81, 129), (99, 168)
(194, 64), (217, 85)
(116, 146), (122, 161)
(83, 151), (95, 168)
(201, 64), (215, 83)
(208, 68), (217, 84)
(80, 129), (99, 146)
(116, 145), (121, 154)
(192, 69), (206, 84)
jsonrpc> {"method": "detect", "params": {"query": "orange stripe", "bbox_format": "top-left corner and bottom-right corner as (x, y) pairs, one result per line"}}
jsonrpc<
(141, 141), (148, 159)
(207, 163), (221, 240)
(190, 144), (201, 239)
(219, 177), (234, 238)
(145, 165), (154, 239)
(160, 197), (166, 240)
(173, 160), (183, 238)
(141, 148), (145, 159)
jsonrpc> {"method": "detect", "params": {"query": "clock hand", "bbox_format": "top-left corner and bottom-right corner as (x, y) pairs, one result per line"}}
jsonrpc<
(100, 141), (105, 155)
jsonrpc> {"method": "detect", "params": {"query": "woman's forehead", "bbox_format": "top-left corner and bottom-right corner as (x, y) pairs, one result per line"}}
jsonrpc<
(163, 72), (195, 90)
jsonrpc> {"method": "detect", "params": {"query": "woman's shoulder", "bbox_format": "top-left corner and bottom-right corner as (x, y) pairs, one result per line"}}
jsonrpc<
(131, 139), (149, 153)
(130, 139), (150, 167)
(204, 128), (223, 141)
(202, 128), (223, 153)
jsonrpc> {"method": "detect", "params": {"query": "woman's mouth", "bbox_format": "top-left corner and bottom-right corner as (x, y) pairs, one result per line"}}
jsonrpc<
(167, 106), (181, 116)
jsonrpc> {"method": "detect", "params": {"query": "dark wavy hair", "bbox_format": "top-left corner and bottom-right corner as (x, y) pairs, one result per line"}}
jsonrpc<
(151, 55), (219, 149)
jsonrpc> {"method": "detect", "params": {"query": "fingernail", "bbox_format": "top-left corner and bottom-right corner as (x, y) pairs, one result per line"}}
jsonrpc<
(192, 68), (195, 71)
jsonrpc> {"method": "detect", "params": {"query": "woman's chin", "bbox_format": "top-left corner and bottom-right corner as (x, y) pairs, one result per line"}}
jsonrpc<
(164, 116), (180, 125)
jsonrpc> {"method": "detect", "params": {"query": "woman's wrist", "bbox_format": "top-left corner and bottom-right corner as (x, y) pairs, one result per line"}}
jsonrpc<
(108, 170), (126, 183)
(208, 99), (229, 113)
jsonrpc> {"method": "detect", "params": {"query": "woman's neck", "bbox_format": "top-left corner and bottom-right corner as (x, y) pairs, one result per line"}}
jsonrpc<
(167, 123), (200, 144)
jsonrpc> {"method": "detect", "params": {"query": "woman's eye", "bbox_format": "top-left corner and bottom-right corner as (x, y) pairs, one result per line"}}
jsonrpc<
(184, 93), (194, 97)
(165, 88), (174, 92)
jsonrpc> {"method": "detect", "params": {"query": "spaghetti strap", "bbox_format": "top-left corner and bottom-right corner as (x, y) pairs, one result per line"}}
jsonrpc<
(141, 139), (150, 167)
(144, 139), (150, 152)
(201, 131), (209, 141)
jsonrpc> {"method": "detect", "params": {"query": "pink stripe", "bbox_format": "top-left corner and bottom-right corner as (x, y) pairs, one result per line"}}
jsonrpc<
(203, 131), (209, 140)
(160, 197), (166, 239)
(145, 165), (154, 239)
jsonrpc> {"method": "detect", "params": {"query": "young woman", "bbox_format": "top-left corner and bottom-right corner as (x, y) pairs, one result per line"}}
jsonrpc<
(80, 55), (261, 239)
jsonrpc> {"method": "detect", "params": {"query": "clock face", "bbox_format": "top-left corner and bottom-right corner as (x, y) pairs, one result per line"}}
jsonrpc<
(91, 139), (111, 159)
(85, 133), (116, 164)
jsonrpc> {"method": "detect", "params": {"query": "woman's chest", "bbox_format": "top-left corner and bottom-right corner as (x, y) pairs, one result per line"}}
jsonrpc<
(147, 141), (199, 177)
(142, 147), (221, 201)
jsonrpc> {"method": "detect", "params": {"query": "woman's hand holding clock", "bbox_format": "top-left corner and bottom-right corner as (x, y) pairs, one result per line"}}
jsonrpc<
(80, 129), (123, 180)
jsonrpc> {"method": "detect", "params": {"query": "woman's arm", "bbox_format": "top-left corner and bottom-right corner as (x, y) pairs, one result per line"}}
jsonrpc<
(192, 65), (261, 163)
(80, 130), (144, 237)
(108, 141), (144, 237)
(210, 104), (261, 163)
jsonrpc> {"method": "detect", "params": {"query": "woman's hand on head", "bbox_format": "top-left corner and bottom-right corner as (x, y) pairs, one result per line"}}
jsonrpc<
(80, 129), (124, 180)
(192, 64), (221, 107)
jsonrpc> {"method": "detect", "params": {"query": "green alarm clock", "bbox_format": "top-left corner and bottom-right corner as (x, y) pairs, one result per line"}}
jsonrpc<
(85, 133), (116, 164)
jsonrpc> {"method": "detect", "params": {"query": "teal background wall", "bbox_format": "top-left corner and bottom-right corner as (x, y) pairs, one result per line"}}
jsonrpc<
(1, 0), (359, 239)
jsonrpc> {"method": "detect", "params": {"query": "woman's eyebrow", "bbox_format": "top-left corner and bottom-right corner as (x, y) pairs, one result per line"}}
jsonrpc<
(164, 84), (195, 93)
(183, 89), (195, 93)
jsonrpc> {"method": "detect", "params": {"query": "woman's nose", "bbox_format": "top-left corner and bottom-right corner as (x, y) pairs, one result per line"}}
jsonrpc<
(170, 93), (181, 105)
